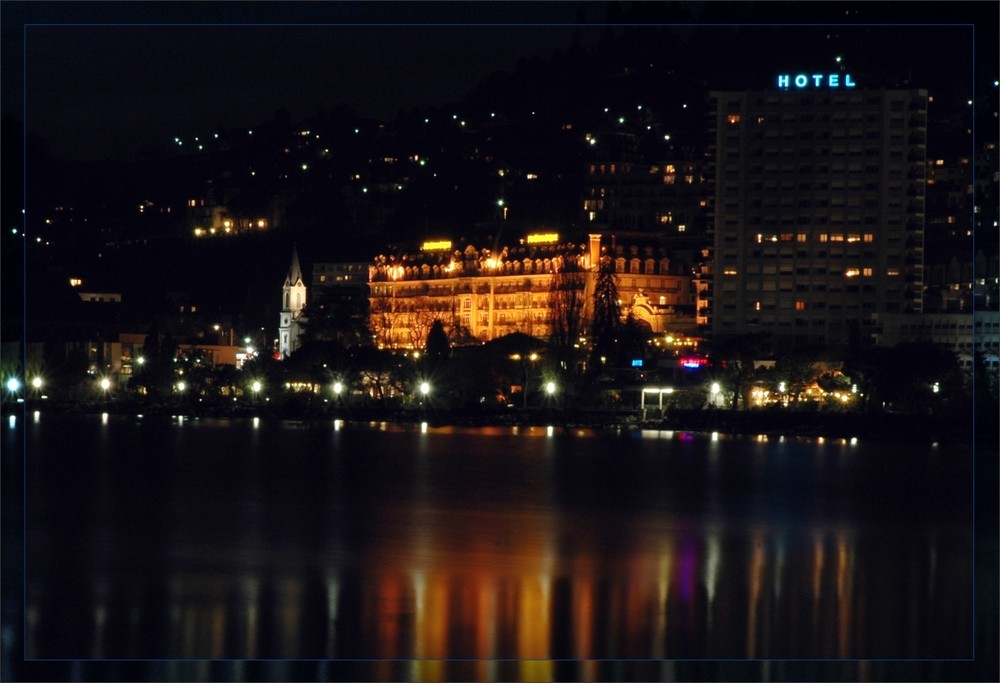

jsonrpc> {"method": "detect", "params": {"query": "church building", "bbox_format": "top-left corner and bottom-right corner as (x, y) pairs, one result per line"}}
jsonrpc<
(278, 245), (307, 358)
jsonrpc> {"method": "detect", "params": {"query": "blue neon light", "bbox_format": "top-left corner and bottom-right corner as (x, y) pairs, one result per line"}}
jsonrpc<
(777, 73), (856, 89)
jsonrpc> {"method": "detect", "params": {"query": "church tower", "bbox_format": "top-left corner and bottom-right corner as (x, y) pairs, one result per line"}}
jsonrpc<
(278, 244), (307, 358)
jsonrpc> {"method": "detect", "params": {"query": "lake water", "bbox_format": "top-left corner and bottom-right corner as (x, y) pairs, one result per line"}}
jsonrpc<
(7, 412), (984, 677)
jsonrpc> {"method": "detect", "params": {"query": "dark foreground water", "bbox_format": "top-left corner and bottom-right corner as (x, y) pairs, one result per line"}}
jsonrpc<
(4, 412), (995, 681)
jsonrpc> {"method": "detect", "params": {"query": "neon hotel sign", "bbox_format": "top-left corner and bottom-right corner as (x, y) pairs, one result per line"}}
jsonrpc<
(777, 73), (856, 89)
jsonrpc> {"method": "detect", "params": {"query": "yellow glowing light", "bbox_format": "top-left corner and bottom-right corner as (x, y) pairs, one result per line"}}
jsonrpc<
(421, 240), (452, 251)
(257, 219), (266, 228)
(526, 233), (559, 244)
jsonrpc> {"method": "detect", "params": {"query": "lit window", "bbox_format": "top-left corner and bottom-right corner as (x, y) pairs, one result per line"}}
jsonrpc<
(723, 268), (738, 276)
(780, 233), (793, 241)
(677, 225), (686, 233)
(830, 234), (844, 242)
(797, 233), (808, 242)
(863, 233), (874, 242)
(819, 234), (829, 242)
(887, 269), (900, 276)
(862, 268), (873, 277)
(727, 114), (741, 124)
(845, 268), (860, 277)
(795, 301), (806, 311)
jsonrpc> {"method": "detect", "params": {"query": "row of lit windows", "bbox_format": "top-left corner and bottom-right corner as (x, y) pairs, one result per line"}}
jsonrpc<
(723, 266), (898, 277)
(754, 233), (875, 243)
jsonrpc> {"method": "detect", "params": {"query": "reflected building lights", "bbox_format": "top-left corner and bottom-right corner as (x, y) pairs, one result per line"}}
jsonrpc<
(747, 530), (766, 657)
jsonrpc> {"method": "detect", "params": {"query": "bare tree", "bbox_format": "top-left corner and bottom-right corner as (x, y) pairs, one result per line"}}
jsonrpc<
(547, 269), (588, 371)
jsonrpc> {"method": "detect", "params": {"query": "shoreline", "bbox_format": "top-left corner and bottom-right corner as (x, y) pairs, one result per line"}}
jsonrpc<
(6, 400), (984, 445)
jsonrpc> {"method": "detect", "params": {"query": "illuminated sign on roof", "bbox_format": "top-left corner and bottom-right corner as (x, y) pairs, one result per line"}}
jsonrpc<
(777, 73), (856, 89)
(526, 233), (559, 244)
(421, 240), (452, 251)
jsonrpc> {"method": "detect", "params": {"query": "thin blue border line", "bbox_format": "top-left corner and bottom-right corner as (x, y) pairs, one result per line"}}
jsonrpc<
(19, 21), (978, 28)
(22, 656), (980, 663)
(16, 19), (982, 668)
(21, 18), (29, 670)
(969, 19), (977, 664)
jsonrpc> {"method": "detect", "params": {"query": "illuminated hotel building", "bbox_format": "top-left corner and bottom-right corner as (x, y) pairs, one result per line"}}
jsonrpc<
(367, 233), (696, 349)
(709, 79), (928, 347)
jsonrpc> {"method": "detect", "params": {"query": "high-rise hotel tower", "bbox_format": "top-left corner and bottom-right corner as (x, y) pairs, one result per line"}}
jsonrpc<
(708, 75), (928, 347)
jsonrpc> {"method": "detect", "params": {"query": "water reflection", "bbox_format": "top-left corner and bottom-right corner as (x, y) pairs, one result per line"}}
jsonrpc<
(24, 416), (973, 662)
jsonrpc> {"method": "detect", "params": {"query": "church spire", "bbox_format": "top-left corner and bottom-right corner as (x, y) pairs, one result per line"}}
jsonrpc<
(285, 242), (303, 287)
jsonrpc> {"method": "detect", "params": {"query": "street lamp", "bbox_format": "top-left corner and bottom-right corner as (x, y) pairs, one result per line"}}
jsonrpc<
(251, 380), (262, 405)
(6, 378), (21, 403)
(545, 381), (556, 396)
(710, 382), (720, 408)
(419, 381), (430, 398)
(176, 381), (186, 394)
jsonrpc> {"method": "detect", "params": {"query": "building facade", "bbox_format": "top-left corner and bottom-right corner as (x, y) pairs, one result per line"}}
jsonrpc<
(709, 84), (928, 347)
(367, 233), (696, 350)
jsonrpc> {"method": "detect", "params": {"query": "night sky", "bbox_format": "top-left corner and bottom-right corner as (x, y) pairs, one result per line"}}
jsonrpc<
(7, 3), (605, 161)
(3, 1), (997, 163)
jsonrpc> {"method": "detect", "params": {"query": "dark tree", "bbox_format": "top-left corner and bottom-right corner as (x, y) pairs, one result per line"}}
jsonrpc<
(710, 333), (773, 409)
(425, 319), (450, 364)
(590, 259), (622, 368)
